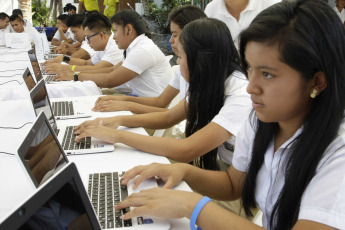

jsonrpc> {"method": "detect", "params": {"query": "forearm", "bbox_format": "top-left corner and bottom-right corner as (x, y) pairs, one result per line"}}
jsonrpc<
(51, 39), (60, 46)
(69, 58), (88, 66)
(127, 102), (168, 114)
(183, 166), (237, 200)
(196, 201), (264, 230)
(116, 131), (199, 162)
(117, 112), (178, 129)
(82, 66), (114, 74)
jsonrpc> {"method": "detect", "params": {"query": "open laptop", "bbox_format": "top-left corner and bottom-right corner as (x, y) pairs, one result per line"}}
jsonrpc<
(31, 79), (92, 120)
(10, 112), (169, 229)
(28, 48), (56, 83)
(0, 163), (102, 229)
(29, 80), (113, 155)
(22, 67), (36, 92)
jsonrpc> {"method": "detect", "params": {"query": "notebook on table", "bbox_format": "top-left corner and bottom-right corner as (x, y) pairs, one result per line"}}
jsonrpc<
(8, 112), (170, 229)
(29, 80), (112, 155)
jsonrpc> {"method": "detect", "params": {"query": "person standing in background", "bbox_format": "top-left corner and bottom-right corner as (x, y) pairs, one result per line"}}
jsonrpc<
(103, 0), (119, 18)
(0, 13), (10, 46)
(204, 0), (281, 50)
(78, 0), (100, 15)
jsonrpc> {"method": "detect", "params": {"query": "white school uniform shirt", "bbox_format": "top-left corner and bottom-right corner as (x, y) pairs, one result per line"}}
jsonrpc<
(186, 70), (251, 165)
(122, 34), (171, 97)
(168, 65), (189, 101)
(53, 28), (75, 43)
(205, 0), (281, 50)
(91, 33), (122, 66)
(333, 6), (345, 24)
(0, 26), (10, 46)
(233, 118), (345, 229)
(80, 38), (95, 57)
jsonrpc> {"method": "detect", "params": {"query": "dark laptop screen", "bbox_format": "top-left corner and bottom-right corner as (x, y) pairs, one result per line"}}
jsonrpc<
(22, 68), (36, 92)
(0, 163), (101, 230)
(29, 80), (56, 129)
(17, 112), (67, 187)
(28, 49), (43, 82)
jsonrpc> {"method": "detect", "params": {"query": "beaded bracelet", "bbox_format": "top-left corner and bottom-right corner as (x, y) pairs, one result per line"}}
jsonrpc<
(190, 196), (212, 230)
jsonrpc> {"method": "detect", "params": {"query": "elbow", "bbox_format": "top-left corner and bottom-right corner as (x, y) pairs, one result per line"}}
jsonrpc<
(167, 144), (200, 163)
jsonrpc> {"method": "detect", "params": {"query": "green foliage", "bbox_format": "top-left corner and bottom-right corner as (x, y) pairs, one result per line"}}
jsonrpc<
(32, 0), (56, 27)
(142, 0), (192, 32)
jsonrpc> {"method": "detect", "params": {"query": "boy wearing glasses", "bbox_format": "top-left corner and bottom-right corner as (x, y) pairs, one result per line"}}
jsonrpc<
(44, 13), (122, 74)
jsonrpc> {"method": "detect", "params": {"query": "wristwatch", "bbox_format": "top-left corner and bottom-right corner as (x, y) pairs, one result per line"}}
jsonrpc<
(63, 55), (70, 63)
(74, 72), (80, 81)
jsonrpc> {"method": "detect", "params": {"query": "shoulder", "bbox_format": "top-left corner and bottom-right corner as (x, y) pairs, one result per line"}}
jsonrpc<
(224, 71), (248, 95)
(205, 0), (222, 15)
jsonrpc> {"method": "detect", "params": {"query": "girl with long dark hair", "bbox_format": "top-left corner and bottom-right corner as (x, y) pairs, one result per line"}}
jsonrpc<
(75, 17), (251, 171)
(112, 1), (345, 229)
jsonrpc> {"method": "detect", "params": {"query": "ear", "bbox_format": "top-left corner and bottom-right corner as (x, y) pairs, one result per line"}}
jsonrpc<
(311, 71), (327, 96)
(125, 24), (133, 35)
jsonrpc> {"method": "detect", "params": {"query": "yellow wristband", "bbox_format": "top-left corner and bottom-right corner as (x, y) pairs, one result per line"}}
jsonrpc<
(71, 65), (76, 71)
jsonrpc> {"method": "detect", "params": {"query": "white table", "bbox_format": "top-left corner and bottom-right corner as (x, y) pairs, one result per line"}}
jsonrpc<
(0, 96), (191, 229)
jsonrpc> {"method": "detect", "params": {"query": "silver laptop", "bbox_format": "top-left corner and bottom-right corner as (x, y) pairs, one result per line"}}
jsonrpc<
(10, 113), (169, 229)
(29, 80), (113, 155)
(28, 48), (57, 83)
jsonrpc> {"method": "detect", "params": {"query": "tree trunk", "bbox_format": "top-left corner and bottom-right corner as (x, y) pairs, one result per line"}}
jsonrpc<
(18, 0), (32, 24)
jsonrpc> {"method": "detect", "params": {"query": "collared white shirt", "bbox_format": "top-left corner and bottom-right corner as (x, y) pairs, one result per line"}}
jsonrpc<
(0, 26), (10, 46)
(80, 38), (95, 57)
(91, 33), (122, 66)
(185, 70), (251, 165)
(168, 65), (189, 101)
(53, 28), (75, 43)
(205, 0), (281, 50)
(333, 6), (345, 24)
(233, 118), (345, 229)
(122, 34), (171, 97)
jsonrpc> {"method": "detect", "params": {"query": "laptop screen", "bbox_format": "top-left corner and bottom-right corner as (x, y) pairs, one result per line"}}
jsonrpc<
(17, 112), (68, 188)
(28, 48), (43, 82)
(22, 68), (36, 92)
(0, 163), (101, 230)
(29, 80), (57, 131)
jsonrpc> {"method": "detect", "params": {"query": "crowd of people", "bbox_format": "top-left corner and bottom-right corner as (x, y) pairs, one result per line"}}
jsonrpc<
(1, 0), (345, 229)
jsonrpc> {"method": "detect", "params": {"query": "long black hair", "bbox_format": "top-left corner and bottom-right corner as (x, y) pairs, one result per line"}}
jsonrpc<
(168, 5), (206, 30)
(179, 18), (242, 170)
(239, 0), (345, 229)
(110, 9), (151, 39)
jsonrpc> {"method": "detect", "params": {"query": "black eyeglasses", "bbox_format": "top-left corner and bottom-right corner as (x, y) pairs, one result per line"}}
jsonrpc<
(86, 32), (105, 42)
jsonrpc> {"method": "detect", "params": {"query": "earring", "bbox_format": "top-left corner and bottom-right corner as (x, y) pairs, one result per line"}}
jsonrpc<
(310, 89), (317, 98)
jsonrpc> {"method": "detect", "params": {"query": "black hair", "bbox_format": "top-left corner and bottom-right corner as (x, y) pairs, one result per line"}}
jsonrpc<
(180, 18), (242, 170)
(0, 12), (9, 20)
(83, 12), (112, 33)
(9, 14), (22, 22)
(168, 5), (207, 30)
(69, 5), (77, 12)
(12, 9), (23, 17)
(66, 14), (85, 28)
(110, 9), (151, 39)
(57, 14), (69, 24)
(240, 0), (345, 229)
(64, 3), (76, 12)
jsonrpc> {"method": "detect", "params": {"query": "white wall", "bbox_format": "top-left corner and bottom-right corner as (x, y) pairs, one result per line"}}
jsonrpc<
(0, 0), (19, 16)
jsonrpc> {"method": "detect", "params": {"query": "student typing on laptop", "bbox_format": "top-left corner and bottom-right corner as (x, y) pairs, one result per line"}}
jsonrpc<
(43, 13), (122, 73)
(53, 10), (172, 98)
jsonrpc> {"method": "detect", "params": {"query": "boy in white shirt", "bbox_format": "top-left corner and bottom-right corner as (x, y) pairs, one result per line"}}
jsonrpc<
(51, 14), (75, 46)
(0, 13), (10, 46)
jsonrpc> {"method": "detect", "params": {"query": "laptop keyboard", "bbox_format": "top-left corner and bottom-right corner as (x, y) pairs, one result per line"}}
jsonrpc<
(45, 75), (55, 82)
(88, 172), (133, 228)
(52, 101), (74, 116)
(61, 126), (91, 150)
